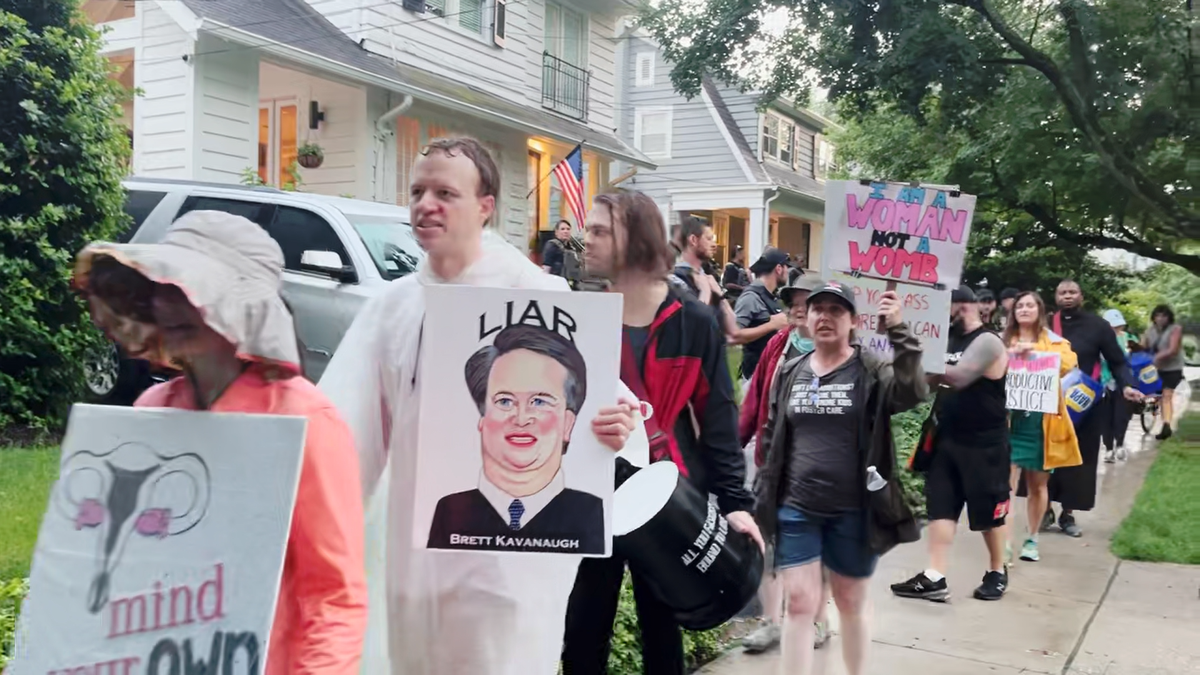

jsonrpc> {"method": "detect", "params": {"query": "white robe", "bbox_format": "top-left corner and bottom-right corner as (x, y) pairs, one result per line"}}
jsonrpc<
(319, 231), (647, 674)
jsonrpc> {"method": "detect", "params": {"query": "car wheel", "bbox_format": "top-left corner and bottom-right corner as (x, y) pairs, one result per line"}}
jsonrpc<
(84, 342), (150, 404)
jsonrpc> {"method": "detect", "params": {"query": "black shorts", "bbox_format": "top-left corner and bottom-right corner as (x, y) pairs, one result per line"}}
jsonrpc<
(926, 436), (1011, 531)
(1160, 370), (1184, 390)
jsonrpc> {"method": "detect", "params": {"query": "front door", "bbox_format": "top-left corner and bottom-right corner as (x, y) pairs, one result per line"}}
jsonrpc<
(258, 100), (299, 189)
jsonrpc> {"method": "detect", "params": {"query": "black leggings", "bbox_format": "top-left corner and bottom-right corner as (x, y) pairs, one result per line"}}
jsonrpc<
(562, 555), (685, 675)
(1101, 392), (1134, 450)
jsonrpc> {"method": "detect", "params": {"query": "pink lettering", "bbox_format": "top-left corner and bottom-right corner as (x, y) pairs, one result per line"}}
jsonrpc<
(850, 243), (939, 283)
(107, 563), (222, 640)
(912, 205), (941, 240)
(197, 563), (225, 622)
(893, 200), (922, 234)
(939, 207), (969, 244)
(845, 194), (875, 229)
(871, 198), (897, 231)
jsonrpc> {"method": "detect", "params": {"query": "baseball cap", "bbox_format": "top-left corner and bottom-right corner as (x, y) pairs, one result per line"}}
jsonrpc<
(999, 287), (1019, 301)
(780, 276), (824, 307)
(749, 247), (789, 275)
(806, 280), (856, 313)
(976, 288), (995, 302)
(951, 285), (977, 303)
(1103, 309), (1127, 328)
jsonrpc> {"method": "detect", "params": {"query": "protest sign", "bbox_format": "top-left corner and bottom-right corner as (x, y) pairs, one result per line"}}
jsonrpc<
(414, 286), (622, 557)
(1007, 352), (1062, 414)
(9, 404), (305, 675)
(829, 271), (950, 374)
(823, 180), (976, 290)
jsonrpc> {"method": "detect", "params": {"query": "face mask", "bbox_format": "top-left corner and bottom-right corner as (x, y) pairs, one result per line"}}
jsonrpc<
(790, 330), (814, 354)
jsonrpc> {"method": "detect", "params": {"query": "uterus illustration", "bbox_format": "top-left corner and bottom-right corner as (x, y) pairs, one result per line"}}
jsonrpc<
(55, 442), (211, 613)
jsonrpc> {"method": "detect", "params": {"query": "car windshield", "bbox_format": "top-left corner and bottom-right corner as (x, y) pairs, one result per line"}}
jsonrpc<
(347, 216), (424, 281)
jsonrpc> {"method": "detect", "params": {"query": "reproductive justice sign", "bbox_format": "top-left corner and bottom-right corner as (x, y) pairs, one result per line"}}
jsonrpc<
(824, 181), (976, 289)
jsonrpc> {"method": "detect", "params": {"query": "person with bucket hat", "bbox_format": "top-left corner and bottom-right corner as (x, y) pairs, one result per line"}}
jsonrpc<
(317, 138), (644, 675)
(1101, 309), (1138, 462)
(74, 210), (368, 674)
(738, 274), (833, 654)
(756, 281), (925, 675)
(730, 248), (791, 393)
(892, 285), (1013, 603)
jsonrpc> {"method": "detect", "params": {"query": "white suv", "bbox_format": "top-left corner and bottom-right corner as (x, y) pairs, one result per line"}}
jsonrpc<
(86, 177), (422, 402)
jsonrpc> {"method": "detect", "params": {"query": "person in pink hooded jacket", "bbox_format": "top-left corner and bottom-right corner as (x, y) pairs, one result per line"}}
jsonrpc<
(74, 210), (367, 674)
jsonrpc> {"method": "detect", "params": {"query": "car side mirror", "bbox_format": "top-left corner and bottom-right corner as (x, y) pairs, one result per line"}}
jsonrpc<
(300, 250), (358, 283)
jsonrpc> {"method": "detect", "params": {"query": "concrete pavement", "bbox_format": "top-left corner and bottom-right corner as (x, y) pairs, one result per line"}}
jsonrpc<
(700, 385), (1198, 675)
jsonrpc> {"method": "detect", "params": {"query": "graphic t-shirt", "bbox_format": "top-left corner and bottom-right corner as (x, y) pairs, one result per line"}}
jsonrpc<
(782, 355), (864, 515)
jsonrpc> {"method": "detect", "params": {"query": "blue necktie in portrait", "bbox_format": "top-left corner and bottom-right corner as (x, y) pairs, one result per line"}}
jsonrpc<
(508, 499), (525, 530)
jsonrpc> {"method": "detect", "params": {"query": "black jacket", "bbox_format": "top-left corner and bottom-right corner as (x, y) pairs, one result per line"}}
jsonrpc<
(756, 324), (927, 556)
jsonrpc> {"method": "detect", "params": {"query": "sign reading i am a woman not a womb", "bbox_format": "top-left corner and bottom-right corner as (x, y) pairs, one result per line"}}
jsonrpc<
(9, 404), (305, 675)
(823, 180), (977, 290)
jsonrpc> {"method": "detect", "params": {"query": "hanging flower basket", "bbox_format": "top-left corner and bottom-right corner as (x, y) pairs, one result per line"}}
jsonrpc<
(297, 142), (324, 169)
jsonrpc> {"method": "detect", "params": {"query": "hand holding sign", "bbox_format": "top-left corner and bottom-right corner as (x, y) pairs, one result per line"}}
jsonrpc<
(878, 290), (903, 329)
(593, 399), (638, 451)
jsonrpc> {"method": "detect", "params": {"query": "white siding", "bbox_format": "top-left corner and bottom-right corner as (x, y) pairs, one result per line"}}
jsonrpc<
(133, 3), (194, 177)
(259, 62), (369, 198)
(306, 0), (362, 36)
(585, 12), (617, 132)
(193, 35), (258, 184)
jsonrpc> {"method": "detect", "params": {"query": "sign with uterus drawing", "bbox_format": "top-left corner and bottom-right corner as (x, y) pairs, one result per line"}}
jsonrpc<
(8, 404), (305, 675)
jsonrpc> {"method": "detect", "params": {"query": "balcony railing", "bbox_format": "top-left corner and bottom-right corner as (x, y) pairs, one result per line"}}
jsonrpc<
(542, 52), (590, 121)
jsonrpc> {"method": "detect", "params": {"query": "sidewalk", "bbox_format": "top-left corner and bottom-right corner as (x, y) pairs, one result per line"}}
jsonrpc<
(702, 385), (1199, 675)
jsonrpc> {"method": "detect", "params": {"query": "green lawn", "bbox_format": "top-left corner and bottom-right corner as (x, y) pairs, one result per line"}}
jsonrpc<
(0, 447), (60, 579)
(1111, 413), (1200, 564)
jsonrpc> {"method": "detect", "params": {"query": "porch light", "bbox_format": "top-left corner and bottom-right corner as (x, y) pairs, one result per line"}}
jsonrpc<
(309, 101), (326, 130)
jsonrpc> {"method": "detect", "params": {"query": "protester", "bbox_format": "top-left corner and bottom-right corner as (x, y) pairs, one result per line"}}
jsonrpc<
(1142, 304), (1184, 440)
(318, 138), (640, 674)
(976, 288), (997, 326)
(564, 190), (763, 674)
(756, 280), (925, 675)
(1101, 309), (1138, 461)
(738, 275), (832, 654)
(997, 287), (1019, 330)
(731, 248), (791, 391)
(722, 244), (750, 301)
(541, 219), (572, 277)
(75, 211), (368, 674)
(1003, 291), (1082, 563)
(1045, 280), (1141, 538)
(671, 215), (738, 336)
(892, 286), (1011, 603)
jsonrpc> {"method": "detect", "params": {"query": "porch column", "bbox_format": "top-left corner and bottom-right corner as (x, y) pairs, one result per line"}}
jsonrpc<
(748, 206), (768, 257)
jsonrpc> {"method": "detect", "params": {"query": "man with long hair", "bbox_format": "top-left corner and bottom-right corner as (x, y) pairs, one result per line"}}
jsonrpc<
(563, 190), (763, 674)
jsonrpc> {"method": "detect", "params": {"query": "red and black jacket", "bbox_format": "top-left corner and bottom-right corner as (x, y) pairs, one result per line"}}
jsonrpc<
(620, 287), (753, 515)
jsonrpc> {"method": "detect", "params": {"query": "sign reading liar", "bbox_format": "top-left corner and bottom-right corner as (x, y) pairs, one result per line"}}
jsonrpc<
(824, 181), (977, 289)
(1007, 352), (1062, 414)
(10, 405), (305, 675)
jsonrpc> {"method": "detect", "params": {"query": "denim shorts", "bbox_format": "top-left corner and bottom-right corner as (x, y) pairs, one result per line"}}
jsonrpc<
(775, 505), (879, 579)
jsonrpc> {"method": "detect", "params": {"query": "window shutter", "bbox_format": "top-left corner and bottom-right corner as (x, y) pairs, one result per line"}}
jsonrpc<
(493, 0), (507, 47)
(401, 0), (425, 11)
(426, 0), (446, 16)
(635, 52), (654, 87)
(459, 0), (484, 33)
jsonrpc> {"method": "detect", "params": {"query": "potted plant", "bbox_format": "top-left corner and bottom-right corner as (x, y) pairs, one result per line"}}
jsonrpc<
(297, 142), (324, 169)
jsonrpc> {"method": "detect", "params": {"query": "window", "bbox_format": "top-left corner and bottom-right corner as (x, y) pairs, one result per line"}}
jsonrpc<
(347, 217), (424, 280)
(761, 113), (794, 166)
(427, 0), (488, 36)
(815, 134), (837, 179)
(634, 107), (672, 159)
(635, 52), (654, 87)
(267, 207), (352, 274)
(544, 1), (587, 68)
(177, 196), (274, 228)
(258, 100), (299, 188)
(120, 190), (166, 242)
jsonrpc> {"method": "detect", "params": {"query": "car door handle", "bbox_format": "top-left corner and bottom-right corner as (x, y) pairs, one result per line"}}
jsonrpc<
(306, 347), (332, 357)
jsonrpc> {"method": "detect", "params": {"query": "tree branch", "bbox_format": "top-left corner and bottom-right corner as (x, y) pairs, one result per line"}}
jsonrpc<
(980, 57), (1031, 66)
(1058, 0), (1097, 114)
(949, 0), (1200, 238)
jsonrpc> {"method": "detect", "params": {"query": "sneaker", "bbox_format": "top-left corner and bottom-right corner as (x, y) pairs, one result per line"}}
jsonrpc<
(813, 620), (831, 649)
(973, 570), (1008, 601)
(742, 622), (781, 654)
(890, 572), (950, 602)
(1058, 513), (1083, 538)
(1019, 538), (1040, 562)
(1156, 424), (1173, 441)
(1116, 444), (1129, 461)
(1039, 510), (1056, 533)
(1104, 448), (1116, 463)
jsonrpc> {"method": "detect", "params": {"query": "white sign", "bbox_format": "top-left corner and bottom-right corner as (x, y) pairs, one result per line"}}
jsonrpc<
(1007, 352), (1062, 414)
(413, 286), (622, 557)
(823, 180), (976, 290)
(829, 271), (950, 374)
(9, 405), (305, 675)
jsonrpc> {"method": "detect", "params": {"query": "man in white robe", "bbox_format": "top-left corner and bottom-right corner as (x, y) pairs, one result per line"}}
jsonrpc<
(319, 138), (645, 675)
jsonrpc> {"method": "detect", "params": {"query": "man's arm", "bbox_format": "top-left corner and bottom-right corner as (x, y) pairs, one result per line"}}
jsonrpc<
(691, 314), (754, 515)
(932, 332), (1006, 390)
(729, 293), (783, 345)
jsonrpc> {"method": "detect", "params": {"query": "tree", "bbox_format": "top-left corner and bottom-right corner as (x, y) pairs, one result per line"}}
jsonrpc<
(0, 0), (131, 428)
(639, 0), (1197, 272)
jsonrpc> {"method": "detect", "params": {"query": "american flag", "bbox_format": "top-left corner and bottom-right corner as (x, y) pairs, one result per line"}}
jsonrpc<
(553, 145), (587, 231)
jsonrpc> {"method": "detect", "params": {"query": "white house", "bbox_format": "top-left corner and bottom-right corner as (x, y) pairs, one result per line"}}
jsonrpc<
(88, 0), (653, 251)
(612, 21), (839, 270)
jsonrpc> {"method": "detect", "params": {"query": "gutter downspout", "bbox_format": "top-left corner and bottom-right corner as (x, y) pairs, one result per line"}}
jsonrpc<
(372, 94), (414, 203)
(762, 185), (781, 252)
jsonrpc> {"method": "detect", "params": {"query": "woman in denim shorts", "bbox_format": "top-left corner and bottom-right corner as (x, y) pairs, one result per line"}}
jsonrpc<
(755, 281), (925, 675)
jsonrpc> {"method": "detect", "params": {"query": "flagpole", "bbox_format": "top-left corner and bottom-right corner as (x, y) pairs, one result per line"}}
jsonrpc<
(524, 142), (584, 200)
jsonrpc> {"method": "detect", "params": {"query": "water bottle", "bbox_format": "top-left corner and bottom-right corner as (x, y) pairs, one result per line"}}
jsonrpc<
(866, 466), (887, 492)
